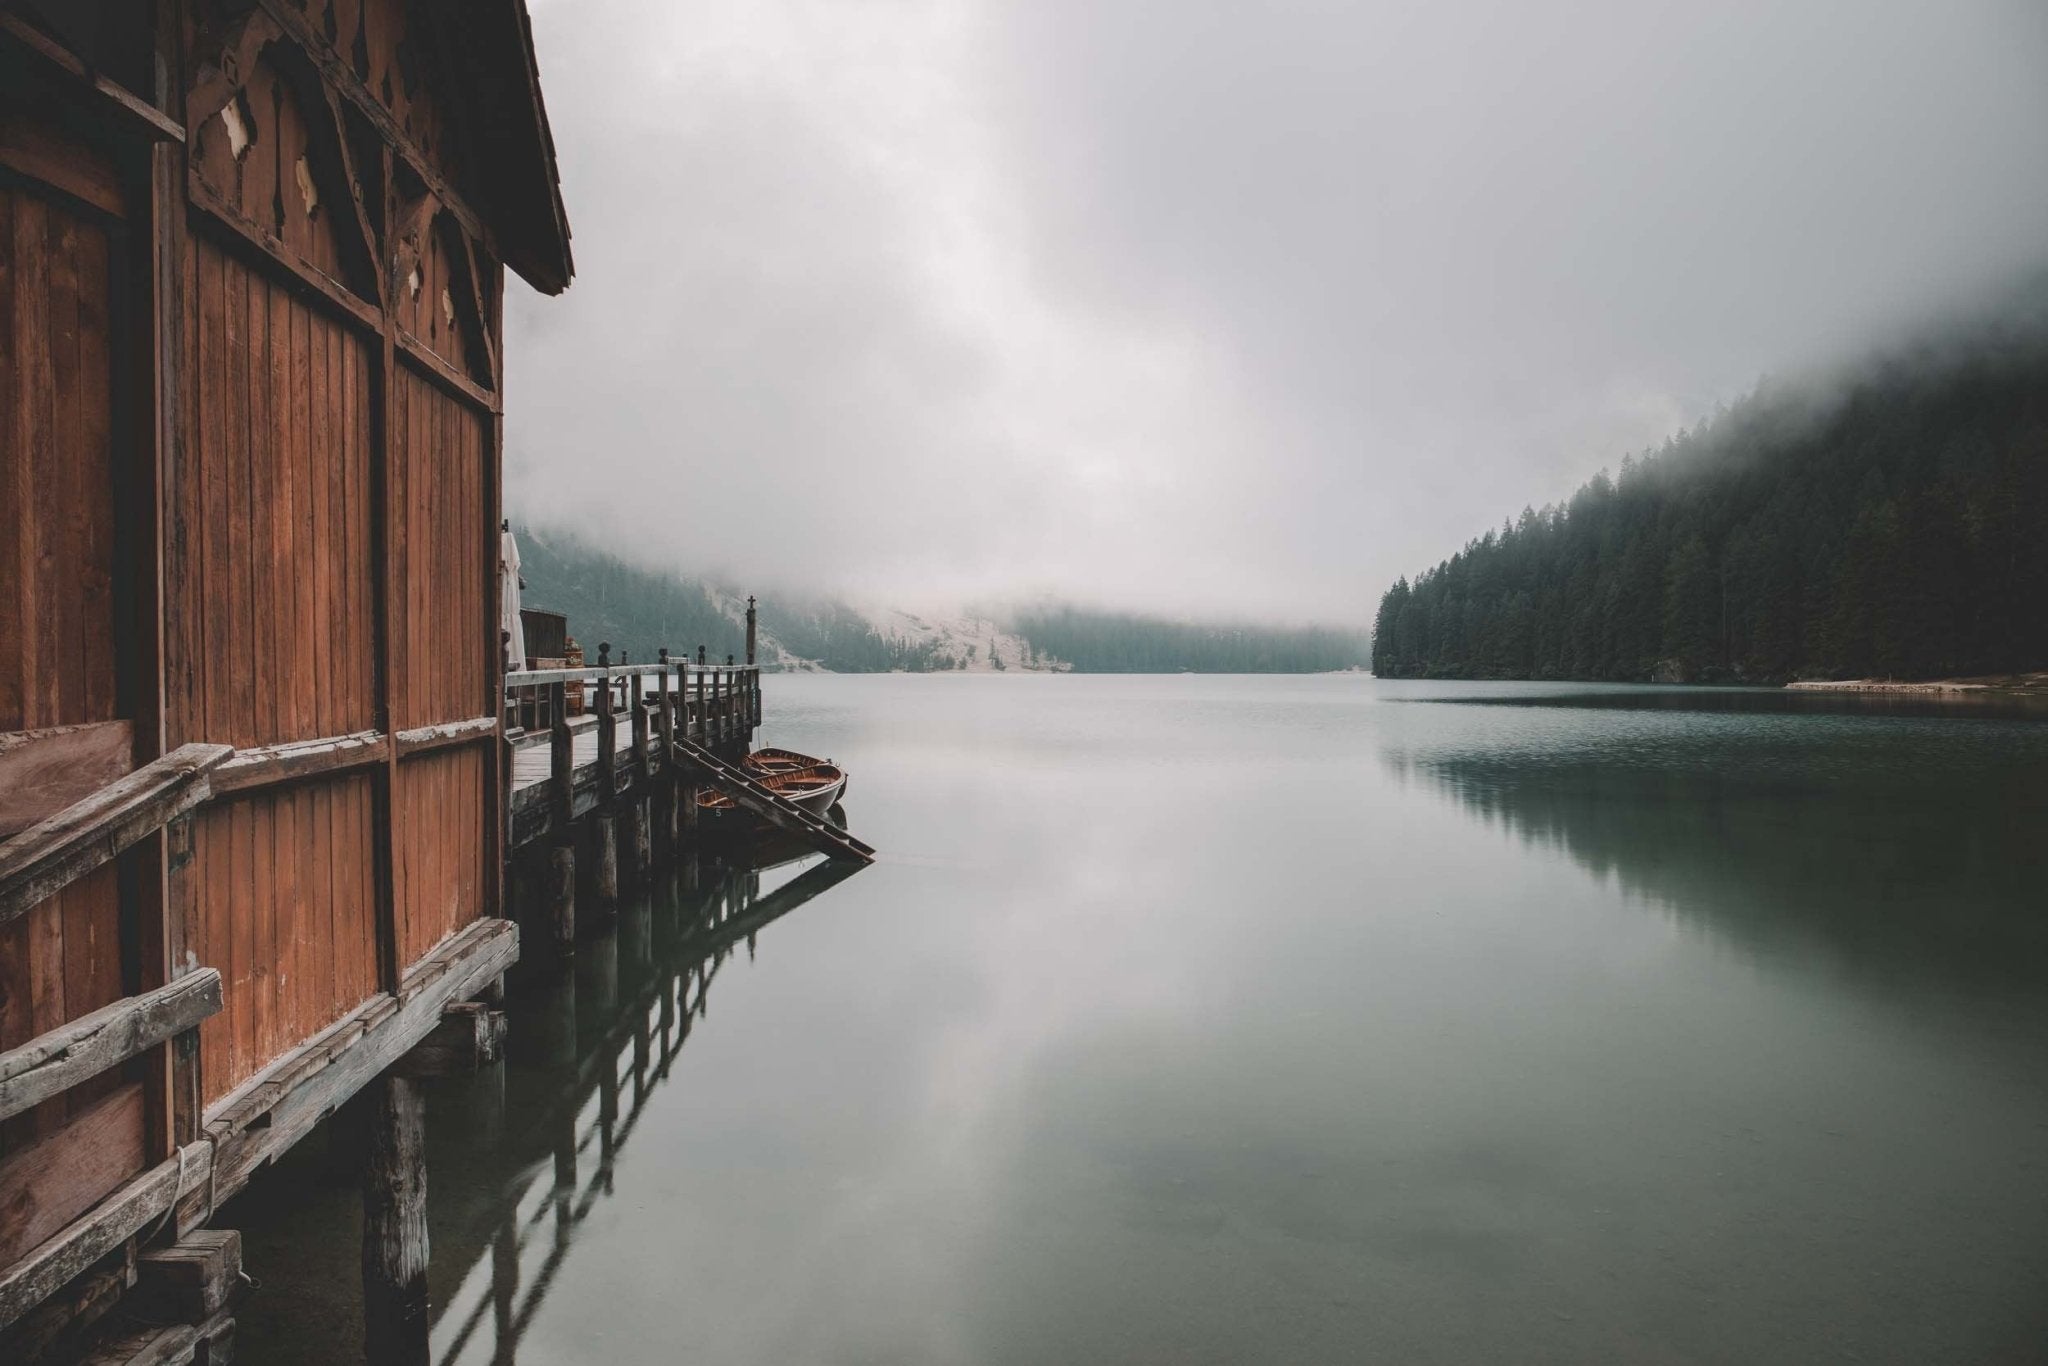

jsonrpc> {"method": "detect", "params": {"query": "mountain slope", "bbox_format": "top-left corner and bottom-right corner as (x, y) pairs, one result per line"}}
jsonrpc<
(1373, 305), (2048, 683)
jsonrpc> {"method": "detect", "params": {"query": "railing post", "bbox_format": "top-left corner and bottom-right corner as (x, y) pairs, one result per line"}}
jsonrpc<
(596, 646), (617, 798)
(656, 653), (677, 859)
(629, 671), (646, 774)
(694, 663), (707, 743)
(714, 669), (727, 752)
(548, 682), (572, 834)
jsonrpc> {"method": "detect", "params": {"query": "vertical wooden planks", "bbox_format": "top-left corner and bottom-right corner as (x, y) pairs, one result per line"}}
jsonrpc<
(48, 206), (81, 729)
(172, 239), (377, 749)
(17, 195), (53, 729)
(391, 747), (484, 965)
(195, 237), (224, 744)
(75, 222), (114, 727)
(0, 188), (17, 733)
(246, 267), (273, 749)
(189, 777), (382, 1105)
(0, 179), (126, 1153)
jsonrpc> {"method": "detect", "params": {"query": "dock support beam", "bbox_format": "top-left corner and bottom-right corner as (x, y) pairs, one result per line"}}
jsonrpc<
(361, 1073), (430, 1366)
(624, 800), (651, 888)
(548, 845), (575, 953)
(591, 815), (619, 907)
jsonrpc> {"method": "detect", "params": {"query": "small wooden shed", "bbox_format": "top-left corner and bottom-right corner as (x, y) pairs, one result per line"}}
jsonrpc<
(0, 0), (570, 1343)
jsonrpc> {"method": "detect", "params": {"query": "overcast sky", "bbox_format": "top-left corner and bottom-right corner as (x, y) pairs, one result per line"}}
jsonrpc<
(504, 0), (2048, 623)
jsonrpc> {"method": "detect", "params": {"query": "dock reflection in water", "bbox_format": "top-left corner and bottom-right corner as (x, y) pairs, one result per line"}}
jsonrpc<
(225, 847), (862, 1366)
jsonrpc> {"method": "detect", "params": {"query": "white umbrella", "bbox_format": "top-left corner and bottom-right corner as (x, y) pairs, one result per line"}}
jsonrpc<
(501, 523), (526, 672)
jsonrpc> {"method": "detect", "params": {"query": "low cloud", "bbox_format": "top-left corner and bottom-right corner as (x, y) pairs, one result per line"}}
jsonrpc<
(508, 0), (2048, 619)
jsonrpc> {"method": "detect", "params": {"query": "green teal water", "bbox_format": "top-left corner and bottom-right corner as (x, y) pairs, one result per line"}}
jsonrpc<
(229, 676), (2048, 1364)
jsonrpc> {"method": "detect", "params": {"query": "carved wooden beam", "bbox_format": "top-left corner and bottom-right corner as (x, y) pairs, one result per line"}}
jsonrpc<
(319, 81), (386, 309)
(389, 183), (441, 305)
(261, 46), (383, 305)
(451, 220), (498, 381)
(185, 7), (281, 128)
(250, 0), (495, 256)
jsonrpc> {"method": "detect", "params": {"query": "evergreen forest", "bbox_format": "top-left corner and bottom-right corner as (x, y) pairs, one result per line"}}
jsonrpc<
(1372, 310), (2048, 683)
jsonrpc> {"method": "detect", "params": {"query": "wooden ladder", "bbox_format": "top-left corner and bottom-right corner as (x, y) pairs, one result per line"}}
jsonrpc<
(670, 738), (876, 864)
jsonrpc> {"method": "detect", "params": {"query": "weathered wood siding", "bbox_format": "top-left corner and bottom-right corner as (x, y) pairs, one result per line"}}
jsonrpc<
(392, 366), (488, 730)
(0, 0), (560, 1279)
(0, 181), (117, 736)
(394, 746), (486, 965)
(171, 236), (376, 749)
(158, 0), (507, 1104)
(0, 168), (130, 1163)
(181, 779), (380, 1104)
(188, 46), (356, 290)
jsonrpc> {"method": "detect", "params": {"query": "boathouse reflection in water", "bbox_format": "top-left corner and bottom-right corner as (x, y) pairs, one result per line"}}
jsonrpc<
(224, 846), (861, 1366)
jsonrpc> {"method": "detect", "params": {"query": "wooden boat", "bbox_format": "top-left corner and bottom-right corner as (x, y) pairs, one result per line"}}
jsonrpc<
(744, 746), (826, 776)
(698, 762), (848, 823)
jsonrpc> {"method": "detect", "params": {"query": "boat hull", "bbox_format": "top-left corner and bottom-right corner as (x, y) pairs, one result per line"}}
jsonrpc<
(697, 761), (847, 826)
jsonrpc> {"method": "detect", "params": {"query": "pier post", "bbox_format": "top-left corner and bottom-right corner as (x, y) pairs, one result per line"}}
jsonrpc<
(745, 596), (757, 666)
(630, 671), (647, 777)
(656, 653), (678, 858)
(593, 815), (619, 906)
(361, 1073), (430, 1366)
(548, 845), (575, 953)
(596, 645), (617, 797)
(624, 800), (650, 886)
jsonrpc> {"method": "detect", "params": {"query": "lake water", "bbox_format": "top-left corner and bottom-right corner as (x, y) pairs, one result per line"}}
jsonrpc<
(228, 675), (2048, 1364)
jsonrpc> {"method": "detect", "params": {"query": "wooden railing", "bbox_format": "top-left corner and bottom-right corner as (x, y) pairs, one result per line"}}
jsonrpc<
(0, 744), (237, 1331)
(0, 971), (224, 1329)
(503, 658), (761, 741)
(0, 742), (233, 923)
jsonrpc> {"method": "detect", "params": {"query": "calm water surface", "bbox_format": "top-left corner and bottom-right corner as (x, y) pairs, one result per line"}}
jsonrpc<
(230, 676), (2048, 1364)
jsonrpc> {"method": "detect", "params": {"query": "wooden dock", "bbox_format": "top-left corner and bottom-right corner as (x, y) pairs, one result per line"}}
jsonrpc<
(500, 651), (869, 956)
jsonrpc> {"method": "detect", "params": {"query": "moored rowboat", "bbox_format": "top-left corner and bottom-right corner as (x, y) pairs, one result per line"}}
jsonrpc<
(698, 761), (847, 822)
(744, 746), (826, 776)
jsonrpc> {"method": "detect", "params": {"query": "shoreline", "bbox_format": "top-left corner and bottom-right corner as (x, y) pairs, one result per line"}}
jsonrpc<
(1786, 673), (2048, 697)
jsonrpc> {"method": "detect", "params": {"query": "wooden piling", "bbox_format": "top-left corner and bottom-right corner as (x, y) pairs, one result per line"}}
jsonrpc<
(592, 816), (619, 906)
(624, 801), (650, 886)
(361, 1074), (430, 1366)
(548, 846), (575, 954)
(595, 648), (617, 797)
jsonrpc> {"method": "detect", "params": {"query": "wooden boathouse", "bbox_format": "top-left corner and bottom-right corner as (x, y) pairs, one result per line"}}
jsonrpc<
(0, 5), (871, 1355)
(0, 3), (876, 1362)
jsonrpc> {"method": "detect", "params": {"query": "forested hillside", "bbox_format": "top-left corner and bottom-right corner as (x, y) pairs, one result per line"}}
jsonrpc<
(754, 597), (950, 672)
(516, 528), (1365, 674)
(1372, 311), (2048, 683)
(1010, 607), (1366, 672)
(514, 527), (950, 670)
(516, 527), (744, 662)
